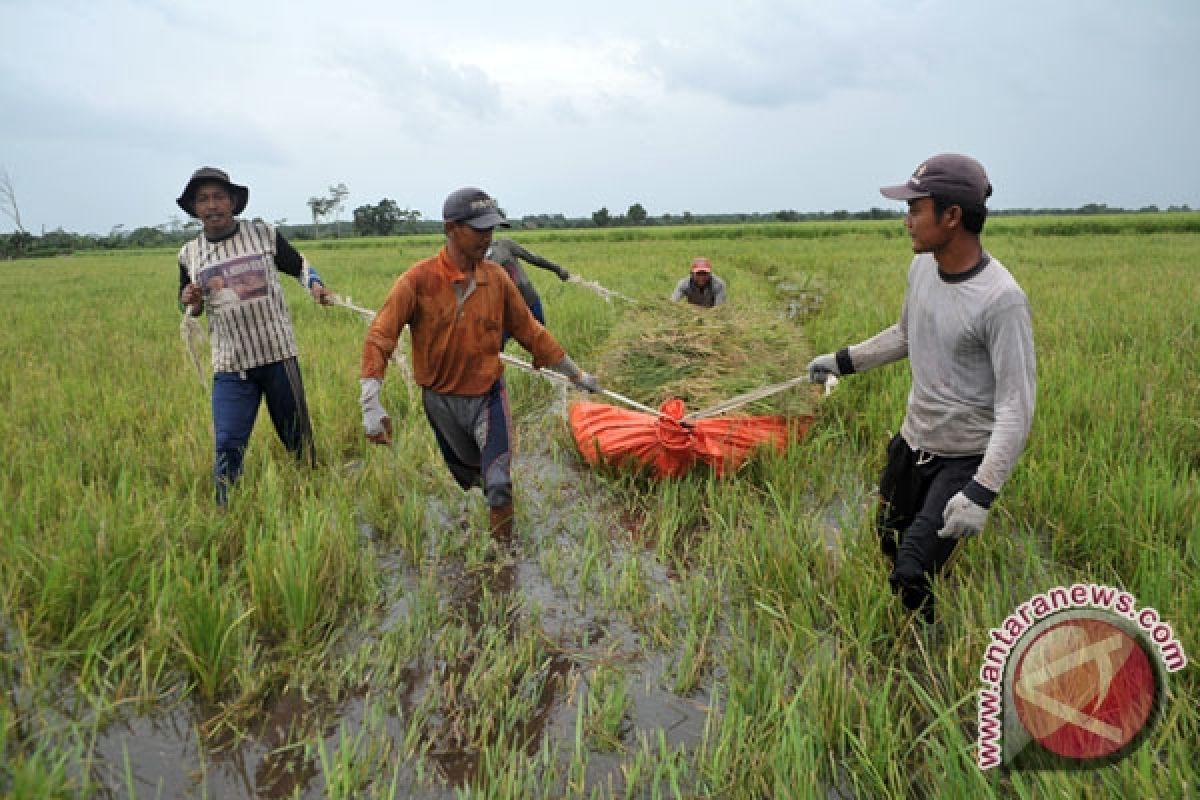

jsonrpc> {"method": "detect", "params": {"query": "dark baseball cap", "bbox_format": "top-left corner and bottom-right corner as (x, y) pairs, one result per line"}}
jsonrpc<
(177, 166), (249, 218)
(880, 153), (992, 209)
(442, 187), (510, 230)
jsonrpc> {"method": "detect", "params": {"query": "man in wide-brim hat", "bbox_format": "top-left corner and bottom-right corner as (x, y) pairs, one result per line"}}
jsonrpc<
(176, 166), (335, 506)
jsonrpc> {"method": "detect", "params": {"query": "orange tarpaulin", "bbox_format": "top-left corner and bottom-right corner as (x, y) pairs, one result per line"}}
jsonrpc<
(569, 398), (813, 478)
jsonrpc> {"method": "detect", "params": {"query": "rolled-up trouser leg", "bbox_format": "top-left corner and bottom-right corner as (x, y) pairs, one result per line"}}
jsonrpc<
(212, 370), (262, 505)
(422, 379), (513, 509)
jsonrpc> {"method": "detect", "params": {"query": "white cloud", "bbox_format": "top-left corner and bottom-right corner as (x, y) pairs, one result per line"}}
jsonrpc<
(0, 0), (1197, 233)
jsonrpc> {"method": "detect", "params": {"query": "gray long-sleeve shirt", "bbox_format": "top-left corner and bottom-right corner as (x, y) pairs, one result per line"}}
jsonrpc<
(846, 252), (1036, 496)
(486, 239), (565, 309)
(671, 274), (727, 307)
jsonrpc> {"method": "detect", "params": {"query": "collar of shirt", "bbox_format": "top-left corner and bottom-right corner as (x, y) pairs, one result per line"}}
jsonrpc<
(434, 245), (494, 286)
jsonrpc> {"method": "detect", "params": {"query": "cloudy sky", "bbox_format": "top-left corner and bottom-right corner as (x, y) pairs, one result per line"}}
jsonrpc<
(2, 0), (1197, 234)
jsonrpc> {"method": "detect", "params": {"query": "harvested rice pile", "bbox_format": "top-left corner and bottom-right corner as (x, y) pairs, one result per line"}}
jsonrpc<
(592, 300), (817, 417)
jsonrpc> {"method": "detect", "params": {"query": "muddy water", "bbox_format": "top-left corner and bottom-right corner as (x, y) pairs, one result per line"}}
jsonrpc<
(88, 419), (711, 798)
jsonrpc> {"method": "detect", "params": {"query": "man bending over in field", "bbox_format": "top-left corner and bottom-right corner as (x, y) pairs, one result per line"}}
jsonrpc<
(359, 187), (601, 543)
(806, 154), (1036, 624)
(671, 257), (727, 307)
(176, 167), (334, 507)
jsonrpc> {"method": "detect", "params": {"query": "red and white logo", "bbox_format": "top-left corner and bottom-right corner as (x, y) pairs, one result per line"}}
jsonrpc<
(1012, 617), (1156, 760)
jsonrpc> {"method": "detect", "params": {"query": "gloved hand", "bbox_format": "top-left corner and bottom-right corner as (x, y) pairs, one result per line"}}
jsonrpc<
(806, 353), (839, 384)
(555, 266), (570, 282)
(937, 492), (989, 539)
(572, 371), (601, 393)
(360, 378), (392, 445)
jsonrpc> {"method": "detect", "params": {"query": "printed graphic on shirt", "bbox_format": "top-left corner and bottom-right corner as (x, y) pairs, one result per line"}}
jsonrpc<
(197, 254), (270, 310)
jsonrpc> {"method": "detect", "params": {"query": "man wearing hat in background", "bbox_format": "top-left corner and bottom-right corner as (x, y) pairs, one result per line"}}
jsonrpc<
(806, 153), (1036, 624)
(177, 166), (334, 506)
(671, 257), (727, 307)
(359, 187), (601, 543)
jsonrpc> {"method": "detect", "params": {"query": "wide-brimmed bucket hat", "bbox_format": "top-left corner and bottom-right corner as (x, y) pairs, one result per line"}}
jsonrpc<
(176, 167), (249, 218)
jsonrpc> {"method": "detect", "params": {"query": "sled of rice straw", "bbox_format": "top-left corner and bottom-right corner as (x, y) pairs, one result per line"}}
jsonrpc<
(561, 299), (833, 478)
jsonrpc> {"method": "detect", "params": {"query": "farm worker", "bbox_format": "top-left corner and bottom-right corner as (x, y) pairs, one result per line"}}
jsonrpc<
(176, 166), (334, 507)
(485, 237), (570, 333)
(806, 154), (1036, 624)
(359, 187), (602, 543)
(671, 257), (727, 307)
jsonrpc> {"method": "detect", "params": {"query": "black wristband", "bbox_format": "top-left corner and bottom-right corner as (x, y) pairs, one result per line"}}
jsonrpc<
(835, 348), (856, 375)
(962, 479), (996, 509)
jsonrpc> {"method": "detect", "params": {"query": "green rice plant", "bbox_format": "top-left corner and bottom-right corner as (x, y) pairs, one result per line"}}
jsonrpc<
(243, 497), (372, 655)
(167, 550), (252, 702)
(1, 222), (1197, 797)
(313, 700), (397, 800)
(583, 663), (630, 752)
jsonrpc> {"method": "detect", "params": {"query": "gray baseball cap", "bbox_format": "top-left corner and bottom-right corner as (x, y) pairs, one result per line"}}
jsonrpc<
(442, 187), (510, 229)
(880, 153), (992, 209)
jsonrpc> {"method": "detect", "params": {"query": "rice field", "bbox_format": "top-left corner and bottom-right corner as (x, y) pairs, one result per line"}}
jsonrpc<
(0, 215), (1196, 798)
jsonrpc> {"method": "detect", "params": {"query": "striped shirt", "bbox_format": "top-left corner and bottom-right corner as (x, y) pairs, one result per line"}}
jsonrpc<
(178, 220), (319, 373)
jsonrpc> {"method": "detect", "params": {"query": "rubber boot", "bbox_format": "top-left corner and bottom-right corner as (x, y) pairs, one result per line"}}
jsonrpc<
(489, 503), (514, 545)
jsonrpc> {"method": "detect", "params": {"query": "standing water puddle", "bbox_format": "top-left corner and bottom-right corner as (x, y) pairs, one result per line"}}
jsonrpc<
(88, 414), (714, 798)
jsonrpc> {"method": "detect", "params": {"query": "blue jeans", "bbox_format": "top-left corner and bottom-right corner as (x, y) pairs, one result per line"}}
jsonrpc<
(211, 357), (315, 505)
(502, 299), (544, 347)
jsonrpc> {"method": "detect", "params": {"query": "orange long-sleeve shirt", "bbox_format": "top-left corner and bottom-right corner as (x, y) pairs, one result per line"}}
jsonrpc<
(361, 246), (566, 395)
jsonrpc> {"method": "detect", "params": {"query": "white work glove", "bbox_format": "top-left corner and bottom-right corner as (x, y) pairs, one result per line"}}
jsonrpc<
(360, 378), (392, 445)
(806, 353), (839, 384)
(573, 372), (601, 394)
(552, 355), (601, 394)
(937, 492), (989, 539)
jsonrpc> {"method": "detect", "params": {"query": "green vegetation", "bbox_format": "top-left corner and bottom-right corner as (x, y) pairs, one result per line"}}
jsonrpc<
(0, 215), (1196, 798)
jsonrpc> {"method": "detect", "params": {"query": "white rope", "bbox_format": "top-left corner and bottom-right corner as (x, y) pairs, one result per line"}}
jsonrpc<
(179, 311), (208, 388)
(498, 353), (667, 418)
(683, 374), (838, 422)
(330, 294), (417, 394)
(332, 293), (836, 423)
(566, 273), (636, 304)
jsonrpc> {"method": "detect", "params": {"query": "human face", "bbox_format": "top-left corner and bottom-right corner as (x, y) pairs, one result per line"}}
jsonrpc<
(445, 221), (494, 268)
(193, 182), (237, 237)
(692, 271), (711, 287)
(903, 197), (954, 255)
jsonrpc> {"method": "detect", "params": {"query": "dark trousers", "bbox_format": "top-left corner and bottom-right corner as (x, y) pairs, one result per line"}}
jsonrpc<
(421, 378), (513, 508)
(876, 433), (982, 622)
(211, 357), (315, 505)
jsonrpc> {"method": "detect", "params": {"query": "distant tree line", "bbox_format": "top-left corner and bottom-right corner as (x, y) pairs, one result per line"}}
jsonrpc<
(0, 197), (1194, 259)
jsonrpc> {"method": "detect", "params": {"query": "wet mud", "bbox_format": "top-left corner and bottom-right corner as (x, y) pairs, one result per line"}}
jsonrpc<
(85, 424), (713, 798)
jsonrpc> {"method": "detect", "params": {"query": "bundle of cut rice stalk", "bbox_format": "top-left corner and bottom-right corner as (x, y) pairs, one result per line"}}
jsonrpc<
(591, 301), (816, 418)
